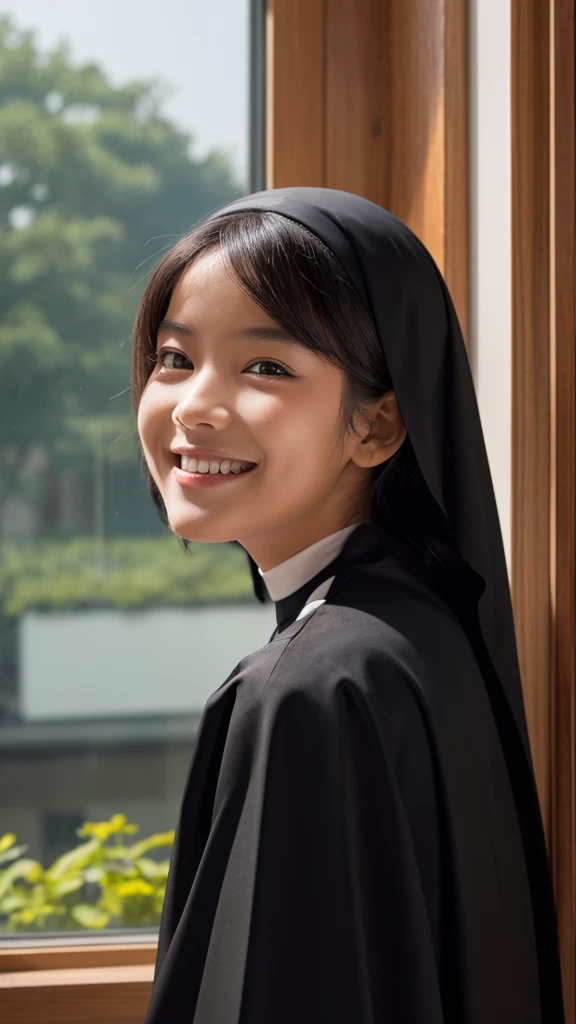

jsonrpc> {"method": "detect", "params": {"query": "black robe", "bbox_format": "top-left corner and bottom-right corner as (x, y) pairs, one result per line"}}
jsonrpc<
(143, 521), (558, 1023)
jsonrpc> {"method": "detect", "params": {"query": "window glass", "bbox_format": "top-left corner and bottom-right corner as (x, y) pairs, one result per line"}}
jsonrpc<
(0, 0), (272, 938)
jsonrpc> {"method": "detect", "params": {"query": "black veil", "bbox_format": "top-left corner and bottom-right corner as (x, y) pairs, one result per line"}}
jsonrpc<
(193, 187), (562, 1019)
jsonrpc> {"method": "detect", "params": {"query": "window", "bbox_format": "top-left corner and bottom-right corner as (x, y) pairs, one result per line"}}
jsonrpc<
(0, 0), (482, 1018)
(0, 0), (268, 958)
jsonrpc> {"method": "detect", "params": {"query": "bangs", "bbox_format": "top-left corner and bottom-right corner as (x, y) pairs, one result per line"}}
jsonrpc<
(130, 210), (389, 420)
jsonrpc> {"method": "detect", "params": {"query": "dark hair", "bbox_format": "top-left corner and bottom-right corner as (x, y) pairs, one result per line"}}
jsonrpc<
(131, 210), (470, 606)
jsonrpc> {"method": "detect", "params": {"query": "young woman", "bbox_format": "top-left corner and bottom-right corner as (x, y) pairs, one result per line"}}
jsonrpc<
(133, 188), (564, 1024)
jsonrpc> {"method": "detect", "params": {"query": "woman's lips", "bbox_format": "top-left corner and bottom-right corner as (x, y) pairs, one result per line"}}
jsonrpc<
(171, 463), (257, 488)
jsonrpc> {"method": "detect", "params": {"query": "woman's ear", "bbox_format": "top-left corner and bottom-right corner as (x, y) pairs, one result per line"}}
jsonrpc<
(353, 390), (407, 468)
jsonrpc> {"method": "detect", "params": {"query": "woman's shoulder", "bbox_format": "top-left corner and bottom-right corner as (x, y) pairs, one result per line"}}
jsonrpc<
(262, 559), (485, 740)
(207, 557), (479, 729)
(236, 602), (424, 728)
(290, 559), (476, 678)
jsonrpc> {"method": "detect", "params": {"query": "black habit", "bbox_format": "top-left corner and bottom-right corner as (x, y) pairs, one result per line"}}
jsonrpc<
(143, 189), (564, 1023)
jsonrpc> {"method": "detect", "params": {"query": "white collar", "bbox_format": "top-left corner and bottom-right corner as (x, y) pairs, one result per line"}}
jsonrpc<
(257, 522), (366, 601)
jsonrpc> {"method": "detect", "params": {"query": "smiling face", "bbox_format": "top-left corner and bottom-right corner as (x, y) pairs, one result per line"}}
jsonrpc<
(137, 248), (406, 570)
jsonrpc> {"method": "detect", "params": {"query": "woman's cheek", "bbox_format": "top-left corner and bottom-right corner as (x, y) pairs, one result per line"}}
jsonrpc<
(138, 392), (168, 458)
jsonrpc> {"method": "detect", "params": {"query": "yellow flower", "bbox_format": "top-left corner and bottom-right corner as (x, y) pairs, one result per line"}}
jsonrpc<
(116, 879), (154, 899)
(0, 834), (17, 854)
(76, 813), (139, 842)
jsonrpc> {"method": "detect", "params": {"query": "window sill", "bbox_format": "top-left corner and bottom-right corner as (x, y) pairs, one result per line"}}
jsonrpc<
(0, 943), (156, 1023)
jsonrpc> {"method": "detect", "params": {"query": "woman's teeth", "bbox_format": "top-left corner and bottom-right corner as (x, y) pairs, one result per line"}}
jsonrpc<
(180, 456), (255, 475)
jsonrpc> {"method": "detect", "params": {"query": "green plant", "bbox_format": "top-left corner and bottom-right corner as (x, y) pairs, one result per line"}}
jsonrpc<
(0, 535), (255, 617)
(0, 14), (241, 530)
(0, 813), (174, 931)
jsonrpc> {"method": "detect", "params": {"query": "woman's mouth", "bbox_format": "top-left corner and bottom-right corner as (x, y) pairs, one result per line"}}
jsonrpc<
(171, 453), (257, 488)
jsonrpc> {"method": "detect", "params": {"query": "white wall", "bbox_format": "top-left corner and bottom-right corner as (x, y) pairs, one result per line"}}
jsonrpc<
(468, 0), (512, 576)
(20, 604), (276, 720)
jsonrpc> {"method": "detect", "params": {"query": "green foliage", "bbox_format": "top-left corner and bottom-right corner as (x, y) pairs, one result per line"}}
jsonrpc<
(0, 14), (242, 525)
(0, 814), (174, 932)
(0, 535), (254, 616)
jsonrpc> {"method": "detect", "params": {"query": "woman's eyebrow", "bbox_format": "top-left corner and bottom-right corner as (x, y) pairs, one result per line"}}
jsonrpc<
(157, 319), (300, 345)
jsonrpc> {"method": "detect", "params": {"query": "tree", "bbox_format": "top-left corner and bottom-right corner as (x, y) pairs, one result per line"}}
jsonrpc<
(0, 14), (242, 535)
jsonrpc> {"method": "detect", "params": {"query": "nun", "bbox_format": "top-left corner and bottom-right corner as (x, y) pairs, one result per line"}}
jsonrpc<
(133, 188), (565, 1023)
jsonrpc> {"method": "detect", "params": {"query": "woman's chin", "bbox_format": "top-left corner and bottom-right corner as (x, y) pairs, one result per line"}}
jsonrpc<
(167, 515), (238, 546)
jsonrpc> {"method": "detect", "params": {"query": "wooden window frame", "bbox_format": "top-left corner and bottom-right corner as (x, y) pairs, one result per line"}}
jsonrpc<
(511, 0), (576, 1019)
(266, 0), (469, 342)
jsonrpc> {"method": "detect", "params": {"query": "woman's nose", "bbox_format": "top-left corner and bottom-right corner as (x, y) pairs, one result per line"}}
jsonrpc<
(172, 366), (232, 429)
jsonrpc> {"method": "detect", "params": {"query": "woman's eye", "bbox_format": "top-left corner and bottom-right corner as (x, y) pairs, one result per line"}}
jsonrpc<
(156, 350), (191, 371)
(246, 359), (291, 377)
(155, 351), (291, 377)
